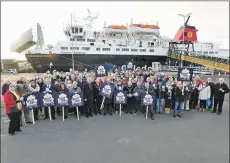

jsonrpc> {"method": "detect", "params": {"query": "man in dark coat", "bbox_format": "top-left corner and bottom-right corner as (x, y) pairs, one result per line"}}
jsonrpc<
(83, 76), (94, 118)
(41, 77), (57, 120)
(207, 77), (215, 109)
(212, 78), (229, 115)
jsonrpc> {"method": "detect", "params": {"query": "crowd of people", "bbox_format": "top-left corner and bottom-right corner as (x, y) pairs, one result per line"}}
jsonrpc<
(2, 69), (229, 136)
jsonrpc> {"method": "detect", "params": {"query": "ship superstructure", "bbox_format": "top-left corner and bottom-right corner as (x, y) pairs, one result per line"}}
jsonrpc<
(10, 10), (221, 72)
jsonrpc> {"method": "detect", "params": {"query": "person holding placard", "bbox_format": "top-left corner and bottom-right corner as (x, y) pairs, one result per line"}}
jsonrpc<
(141, 82), (155, 120)
(28, 80), (40, 120)
(41, 77), (57, 120)
(57, 83), (69, 119)
(103, 77), (114, 116)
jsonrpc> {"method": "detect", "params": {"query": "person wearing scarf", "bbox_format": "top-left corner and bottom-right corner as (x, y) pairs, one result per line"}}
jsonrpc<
(198, 81), (211, 112)
(28, 80), (40, 120)
(16, 80), (32, 124)
(93, 78), (102, 115)
(3, 84), (22, 136)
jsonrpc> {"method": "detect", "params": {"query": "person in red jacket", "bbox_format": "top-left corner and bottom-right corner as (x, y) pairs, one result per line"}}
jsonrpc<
(3, 84), (22, 136)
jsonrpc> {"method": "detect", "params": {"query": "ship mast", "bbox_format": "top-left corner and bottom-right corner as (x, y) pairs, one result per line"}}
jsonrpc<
(71, 13), (74, 71)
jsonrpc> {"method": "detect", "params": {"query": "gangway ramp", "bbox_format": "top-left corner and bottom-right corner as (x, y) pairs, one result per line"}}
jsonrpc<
(171, 54), (229, 72)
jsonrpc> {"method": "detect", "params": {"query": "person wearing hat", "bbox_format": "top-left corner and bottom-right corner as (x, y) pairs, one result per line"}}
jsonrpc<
(154, 79), (167, 114)
(3, 84), (23, 136)
(16, 80), (32, 123)
(2, 80), (11, 96)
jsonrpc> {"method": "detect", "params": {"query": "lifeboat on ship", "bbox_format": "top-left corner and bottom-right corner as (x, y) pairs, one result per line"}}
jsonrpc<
(104, 25), (128, 33)
(130, 24), (160, 34)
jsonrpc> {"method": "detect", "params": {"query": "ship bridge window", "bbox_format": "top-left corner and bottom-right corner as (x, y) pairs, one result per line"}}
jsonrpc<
(140, 49), (146, 52)
(184, 32), (187, 36)
(87, 39), (96, 42)
(209, 51), (214, 54)
(70, 47), (79, 50)
(131, 49), (138, 52)
(215, 52), (218, 54)
(102, 48), (110, 51)
(203, 51), (208, 54)
(82, 47), (90, 51)
(70, 38), (75, 41)
(77, 39), (85, 42)
(79, 28), (83, 33)
(75, 27), (78, 33)
(61, 47), (68, 50)
(90, 43), (94, 46)
(96, 48), (100, 51)
(122, 48), (129, 51)
(116, 48), (120, 51)
(102, 40), (105, 43)
(149, 49), (154, 52)
(197, 51), (202, 53)
(72, 27), (75, 33)
(151, 42), (154, 47)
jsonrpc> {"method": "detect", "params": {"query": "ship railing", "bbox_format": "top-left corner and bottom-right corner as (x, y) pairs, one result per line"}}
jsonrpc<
(160, 65), (210, 74)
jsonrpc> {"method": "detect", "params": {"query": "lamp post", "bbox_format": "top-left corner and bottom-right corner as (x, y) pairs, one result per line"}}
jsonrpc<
(178, 13), (191, 67)
(71, 13), (75, 71)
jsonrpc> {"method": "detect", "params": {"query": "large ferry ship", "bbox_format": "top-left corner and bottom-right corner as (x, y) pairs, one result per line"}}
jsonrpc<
(10, 10), (221, 72)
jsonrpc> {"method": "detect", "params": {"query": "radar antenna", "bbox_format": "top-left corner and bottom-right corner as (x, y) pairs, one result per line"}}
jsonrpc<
(83, 9), (100, 28)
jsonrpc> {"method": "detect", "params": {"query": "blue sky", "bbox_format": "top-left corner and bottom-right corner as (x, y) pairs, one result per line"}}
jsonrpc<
(1, 1), (229, 59)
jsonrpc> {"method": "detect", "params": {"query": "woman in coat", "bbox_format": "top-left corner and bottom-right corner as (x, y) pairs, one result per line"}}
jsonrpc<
(57, 83), (69, 118)
(189, 79), (199, 110)
(3, 84), (23, 136)
(93, 78), (102, 115)
(123, 81), (134, 114)
(198, 81), (211, 112)
(28, 80), (40, 120)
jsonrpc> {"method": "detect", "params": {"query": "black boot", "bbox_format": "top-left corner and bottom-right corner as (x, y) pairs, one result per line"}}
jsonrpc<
(150, 112), (154, 120)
